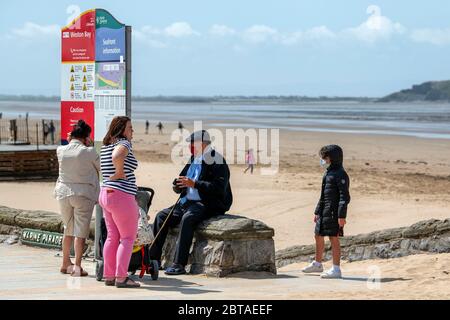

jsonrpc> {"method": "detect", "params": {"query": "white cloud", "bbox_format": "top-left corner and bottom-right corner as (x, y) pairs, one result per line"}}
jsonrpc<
(7, 6), (438, 51)
(209, 24), (236, 36)
(242, 25), (278, 43)
(133, 30), (167, 48)
(230, 5), (408, 47)
(11, 22), (60, 39)
(222, 6), (406, 46)
(304, 26), (336, 40)
(343, 5), (406, 43)
(133, 22), (199, 47)
(280, 26), (335, 45)
(410, 28), (450, 45)
(164, 22), (199, 37)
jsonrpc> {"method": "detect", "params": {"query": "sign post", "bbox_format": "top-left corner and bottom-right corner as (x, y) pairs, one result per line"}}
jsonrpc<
(61, 8), (131, 144)
(60, 8), (131, 261)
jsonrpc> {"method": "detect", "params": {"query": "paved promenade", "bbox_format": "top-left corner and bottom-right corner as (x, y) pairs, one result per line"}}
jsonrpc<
(0, 243), (370, 300)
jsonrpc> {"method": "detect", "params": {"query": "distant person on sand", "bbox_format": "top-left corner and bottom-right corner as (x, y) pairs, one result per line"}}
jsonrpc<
(8, 120), (15, 143)
(145, 120), (149, 134)
(244, 148), (255, 174)
(43, 121), (49, 144)
(302, 145), (351, 279)
(54, 120), (99, 277)
(156, 121), (164, 134)
(178, 121), (184, 132)
(49, 120), (55, 145)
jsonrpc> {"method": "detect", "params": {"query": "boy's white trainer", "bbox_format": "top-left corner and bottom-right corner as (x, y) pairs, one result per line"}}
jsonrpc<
(320, 267), (342, 279)
(302, 261), (323, 273)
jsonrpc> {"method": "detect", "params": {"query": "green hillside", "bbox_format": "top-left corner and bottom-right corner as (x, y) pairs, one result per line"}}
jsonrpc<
(379, 80), (450, 102)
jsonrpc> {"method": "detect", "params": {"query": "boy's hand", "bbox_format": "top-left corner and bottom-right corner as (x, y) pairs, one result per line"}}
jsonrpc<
(314, 215), (319, 223)
(338, 218), (346, 227)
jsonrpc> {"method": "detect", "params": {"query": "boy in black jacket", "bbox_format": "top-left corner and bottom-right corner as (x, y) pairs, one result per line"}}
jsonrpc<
(302, 145), (350, 279)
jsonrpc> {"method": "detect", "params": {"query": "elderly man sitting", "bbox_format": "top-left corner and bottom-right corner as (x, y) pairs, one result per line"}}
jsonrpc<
(150, 130), (233, 275)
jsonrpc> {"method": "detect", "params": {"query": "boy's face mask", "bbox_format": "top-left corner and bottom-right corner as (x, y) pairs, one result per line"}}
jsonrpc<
(320, 158), (330, 168)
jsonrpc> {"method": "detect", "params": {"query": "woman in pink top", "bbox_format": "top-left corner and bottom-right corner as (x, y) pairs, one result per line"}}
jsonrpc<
(244, 148), (255, 174)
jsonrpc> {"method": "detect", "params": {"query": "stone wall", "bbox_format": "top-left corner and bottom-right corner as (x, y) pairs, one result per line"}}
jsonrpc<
(161, 214), (277, 277)
(0, 206), (95, 239)
(0, 205), (277, 277)
(276, 218), (450, 268)
(4, 204), (448, 274)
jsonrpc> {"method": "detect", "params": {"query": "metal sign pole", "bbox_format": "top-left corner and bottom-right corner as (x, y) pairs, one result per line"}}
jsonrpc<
(126, 25), (132, 118)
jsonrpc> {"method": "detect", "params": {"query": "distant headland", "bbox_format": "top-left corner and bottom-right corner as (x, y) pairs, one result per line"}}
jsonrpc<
(1, 80), (449, 103)
(379, 80), (450, 102)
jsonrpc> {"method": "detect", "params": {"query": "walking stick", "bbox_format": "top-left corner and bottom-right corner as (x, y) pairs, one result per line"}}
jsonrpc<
(149, 195), (182, 251)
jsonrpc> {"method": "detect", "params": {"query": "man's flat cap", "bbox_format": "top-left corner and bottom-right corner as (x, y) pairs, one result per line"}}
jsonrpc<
(186, 130), (211, 143)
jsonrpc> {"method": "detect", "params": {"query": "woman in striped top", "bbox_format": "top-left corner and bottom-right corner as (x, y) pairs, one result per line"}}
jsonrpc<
(98, 116), (141, 288)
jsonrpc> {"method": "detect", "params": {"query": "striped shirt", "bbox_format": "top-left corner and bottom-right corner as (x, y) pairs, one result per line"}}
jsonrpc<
(100, 138), (138, 195)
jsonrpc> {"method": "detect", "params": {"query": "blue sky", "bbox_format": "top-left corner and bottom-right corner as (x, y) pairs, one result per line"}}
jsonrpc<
(0, 0), (449, 97)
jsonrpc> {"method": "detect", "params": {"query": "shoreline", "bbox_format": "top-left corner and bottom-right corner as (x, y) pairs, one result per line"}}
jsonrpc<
(1, 100), (450, 141)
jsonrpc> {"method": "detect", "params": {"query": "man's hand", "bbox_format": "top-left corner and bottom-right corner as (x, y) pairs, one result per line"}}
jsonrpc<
(338, 218), (346, 227)
(176, 176), (195, 188)
(314, 215), (319, 223)
(67, 132), (72, 142)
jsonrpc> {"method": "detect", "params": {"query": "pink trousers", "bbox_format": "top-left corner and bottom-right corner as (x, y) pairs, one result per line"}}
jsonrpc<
(98, 187), (139, 278)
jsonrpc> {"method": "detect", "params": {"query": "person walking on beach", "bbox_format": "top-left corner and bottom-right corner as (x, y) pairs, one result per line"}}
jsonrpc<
(156, 121), (164, 134)
(150, 130), (233, 275)
(178, 121), (184, 132)
(302, 145), (350, 279)
(244, 148), (256, 174)
(98, 116), (141, 288)
(54, 120), (99, 277)
(145, 120), (149, 135)
(8, 120), (16, 143)
(43, 121), (49, 145)
(49, 120), (55, 145)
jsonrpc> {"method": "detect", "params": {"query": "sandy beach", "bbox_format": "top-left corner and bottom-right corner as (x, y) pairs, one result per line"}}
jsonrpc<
(1, 121), (449, 250)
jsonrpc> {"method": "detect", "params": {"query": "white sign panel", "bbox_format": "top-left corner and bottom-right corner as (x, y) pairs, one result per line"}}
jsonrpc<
(61, 63), (95, 101)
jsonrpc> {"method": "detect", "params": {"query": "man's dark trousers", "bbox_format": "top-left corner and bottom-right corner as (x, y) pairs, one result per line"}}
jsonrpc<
(150, 200), (216, 266)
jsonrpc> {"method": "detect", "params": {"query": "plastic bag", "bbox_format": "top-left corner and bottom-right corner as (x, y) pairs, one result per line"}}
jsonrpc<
(135, 207), (154, 246)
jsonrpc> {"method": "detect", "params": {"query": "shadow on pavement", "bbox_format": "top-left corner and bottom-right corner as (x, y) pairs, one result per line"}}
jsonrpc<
(225, 271), (298, 280)
(136, 275), (221, 295)
(298, 273), (411, 283)
(341, 276), (411, 283)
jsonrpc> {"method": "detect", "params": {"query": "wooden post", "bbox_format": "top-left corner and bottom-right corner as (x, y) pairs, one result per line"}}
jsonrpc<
(41, 119), (45, 145)
(12, 119), (17, 144)
(25, 114), (29, 144)
(36, 123), (39, 151)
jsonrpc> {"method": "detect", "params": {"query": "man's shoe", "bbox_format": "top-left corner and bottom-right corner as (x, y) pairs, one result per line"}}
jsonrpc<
(164, 263), (186, 275)
(302, 262), (323, 273)
(320, 267), (342, 279)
